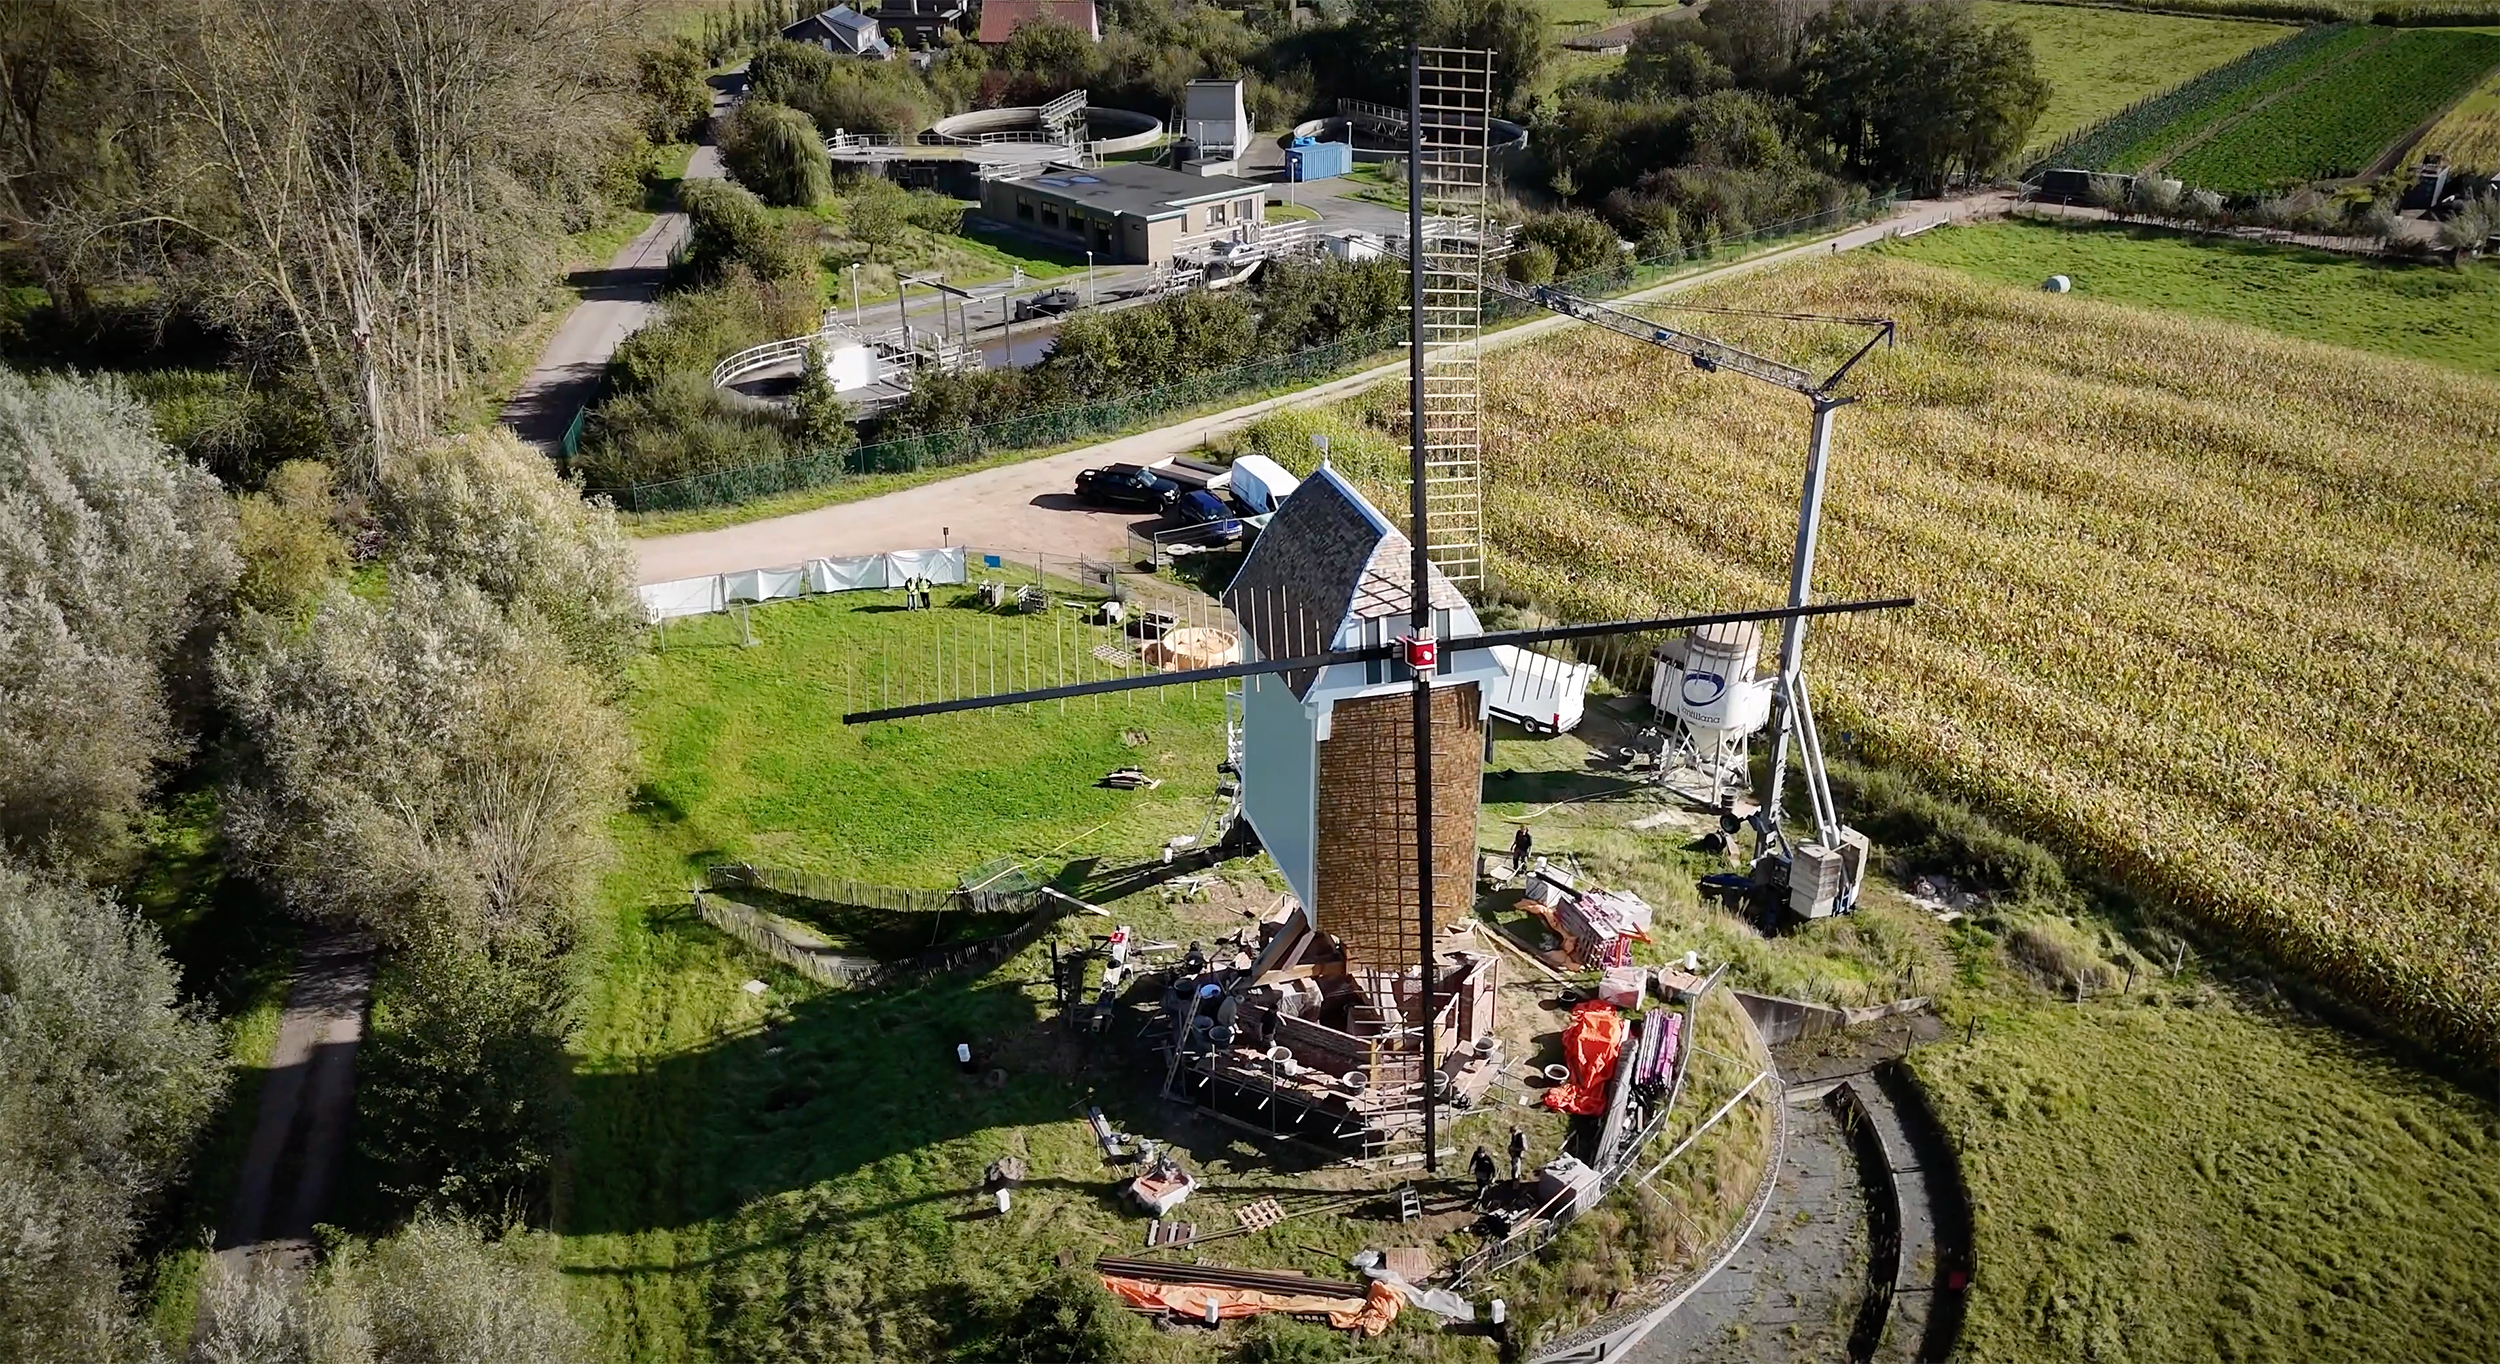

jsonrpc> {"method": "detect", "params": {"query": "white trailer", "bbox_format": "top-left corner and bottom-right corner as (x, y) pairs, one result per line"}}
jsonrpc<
(1486, 645), (1594, 735)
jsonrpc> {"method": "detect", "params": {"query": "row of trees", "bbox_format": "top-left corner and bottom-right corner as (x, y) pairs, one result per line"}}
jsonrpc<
(1539, 0), (2046, 241)
(0, 365), (638, 1357)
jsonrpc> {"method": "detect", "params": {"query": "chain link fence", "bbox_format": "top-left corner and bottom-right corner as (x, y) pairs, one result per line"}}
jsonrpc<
(595, 193), (1902, 517)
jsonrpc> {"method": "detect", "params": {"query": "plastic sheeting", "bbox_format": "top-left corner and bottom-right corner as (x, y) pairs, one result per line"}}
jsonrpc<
(810, 554), (887, 593)
(639, 547), (970, 622)
(1542, 1000), (1625, 1115)
(1100, 1277), (1400, 1336)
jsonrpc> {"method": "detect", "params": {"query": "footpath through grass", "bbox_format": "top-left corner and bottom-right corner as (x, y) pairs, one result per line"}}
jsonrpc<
(1971, 2), (2294, 155)
(1878, 216), (2500, 375)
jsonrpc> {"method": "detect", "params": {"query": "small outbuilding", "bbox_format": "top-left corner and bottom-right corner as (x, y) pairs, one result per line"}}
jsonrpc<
(978, 161), (1265, 264)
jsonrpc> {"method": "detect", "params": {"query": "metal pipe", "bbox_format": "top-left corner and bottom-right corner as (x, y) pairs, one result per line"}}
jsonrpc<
(1762, 395), (1847, 854)
(1404, 42), (1438, 1176)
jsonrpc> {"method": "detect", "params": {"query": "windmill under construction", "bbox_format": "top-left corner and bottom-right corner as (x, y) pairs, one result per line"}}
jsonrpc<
(844, 45), (1910, 1169)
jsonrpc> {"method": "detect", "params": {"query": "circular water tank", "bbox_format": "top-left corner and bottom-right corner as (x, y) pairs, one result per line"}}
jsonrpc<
(2043, 274), (2072, 294)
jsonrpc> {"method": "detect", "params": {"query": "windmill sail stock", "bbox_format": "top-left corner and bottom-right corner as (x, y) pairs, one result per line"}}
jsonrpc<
(838, 597), (1913, 725)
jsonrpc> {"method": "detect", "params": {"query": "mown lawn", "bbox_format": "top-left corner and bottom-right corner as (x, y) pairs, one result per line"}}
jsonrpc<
(1878, 217), (2500, 375)
(1969, 2), (2293, 154)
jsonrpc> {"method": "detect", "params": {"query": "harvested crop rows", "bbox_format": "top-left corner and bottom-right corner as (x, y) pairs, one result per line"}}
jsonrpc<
(2166, 28), (2500, 187)
(2420, 63), (2500, 166)
(1313, 255), (2500, 1064)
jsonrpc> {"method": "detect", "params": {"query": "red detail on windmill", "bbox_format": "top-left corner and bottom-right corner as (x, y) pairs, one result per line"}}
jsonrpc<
(1401, 635), (1437, 671)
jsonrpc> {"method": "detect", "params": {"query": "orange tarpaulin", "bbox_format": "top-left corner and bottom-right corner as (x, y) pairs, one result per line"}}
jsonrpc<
(1541, 1000), (1624, 1115)
(1100, 1276), (1402, 1336)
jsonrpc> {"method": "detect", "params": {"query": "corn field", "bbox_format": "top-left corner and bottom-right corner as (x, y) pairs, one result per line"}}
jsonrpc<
(1313, 254), (2500, 1065)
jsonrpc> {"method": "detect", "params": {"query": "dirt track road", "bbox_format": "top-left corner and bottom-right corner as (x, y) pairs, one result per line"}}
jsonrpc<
(633, 193), (2010, 585)
(193, 932), (373, 1329)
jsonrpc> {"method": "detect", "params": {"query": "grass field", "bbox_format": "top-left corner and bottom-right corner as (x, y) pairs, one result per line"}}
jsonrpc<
(2040, 22), (2368, 172)
(1879, 217), (2500, 375)
(1536, 0), (1684, 32)
(1259, 242), (2500, 1066)
(1917, 982), (2500, 1363)
(564, 587), (1783, 1360)
(2165, 28), (2500, 188)
(2420, 63), (2500, 166)
(1971, 2), (2294, 155)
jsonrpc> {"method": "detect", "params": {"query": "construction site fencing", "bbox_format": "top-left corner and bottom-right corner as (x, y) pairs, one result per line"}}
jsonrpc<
(638, 546), (968, 621)
(706, 862), (1042, 917)
(695, 890), (1067, 993)
(597, 192), (1902, 517)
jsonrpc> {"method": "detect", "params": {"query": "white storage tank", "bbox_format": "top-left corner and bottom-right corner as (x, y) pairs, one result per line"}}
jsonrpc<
(819, 332), (879, 393)
(1652, 621), (1772, 741)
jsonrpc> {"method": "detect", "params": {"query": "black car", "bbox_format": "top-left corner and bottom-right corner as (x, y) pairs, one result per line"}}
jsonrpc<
(1074, 463), (1180, 510)
(1014, 288), (1082, 321)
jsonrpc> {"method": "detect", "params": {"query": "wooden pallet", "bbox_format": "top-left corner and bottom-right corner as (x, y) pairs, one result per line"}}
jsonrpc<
(1234, 1196), (1286, 1231)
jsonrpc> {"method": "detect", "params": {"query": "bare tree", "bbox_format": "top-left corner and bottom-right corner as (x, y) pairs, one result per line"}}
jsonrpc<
(63, 0), (638, 484)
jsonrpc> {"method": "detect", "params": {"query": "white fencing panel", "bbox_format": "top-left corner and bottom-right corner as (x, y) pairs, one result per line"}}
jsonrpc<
(640, 576), (727, 622)
(811, 554), (889, 592)
(885, 547), (967, 584)
(725, 566), (810, 604)
(643, 546), (970, 624)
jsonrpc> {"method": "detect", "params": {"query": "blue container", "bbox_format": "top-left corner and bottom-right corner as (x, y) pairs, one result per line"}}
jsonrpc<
(1287, 140), (1352, 182)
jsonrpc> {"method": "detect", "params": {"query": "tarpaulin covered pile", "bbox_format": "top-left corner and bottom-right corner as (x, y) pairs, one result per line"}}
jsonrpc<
(1100, 1277), (1401, 1335)
(1542, 1000), (1625, 1115)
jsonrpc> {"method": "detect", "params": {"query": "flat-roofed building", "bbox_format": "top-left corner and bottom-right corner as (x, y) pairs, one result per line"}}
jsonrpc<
(976, 161), (1264, 264)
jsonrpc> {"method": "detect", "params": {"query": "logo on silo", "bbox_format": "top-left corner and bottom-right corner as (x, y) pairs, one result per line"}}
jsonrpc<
(1681, 671), (1727, 707)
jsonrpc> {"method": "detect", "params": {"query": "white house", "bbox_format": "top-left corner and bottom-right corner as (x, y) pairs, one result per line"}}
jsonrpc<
(1219, 467), (1505, 970)
(782, 5), (893, 58)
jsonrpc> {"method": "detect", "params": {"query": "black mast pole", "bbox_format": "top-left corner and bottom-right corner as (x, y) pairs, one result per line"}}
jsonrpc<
(1405, 42), (1438, 1176)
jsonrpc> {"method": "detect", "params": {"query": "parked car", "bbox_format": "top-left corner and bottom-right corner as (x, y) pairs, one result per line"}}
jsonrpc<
(1074, 463), (1180, 510)
(1014, 288), (1081, 321)
(1164, 488), (1243, 537)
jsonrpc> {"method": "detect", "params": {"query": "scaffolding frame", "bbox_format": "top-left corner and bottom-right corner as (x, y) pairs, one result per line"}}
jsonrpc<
(1411, 47), (1493, 591)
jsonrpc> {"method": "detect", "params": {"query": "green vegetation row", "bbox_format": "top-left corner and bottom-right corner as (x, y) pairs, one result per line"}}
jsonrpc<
(2166, 28), (2500, 187)
(2028, 21), (2373, 174)
(589, 194), (1895, 517)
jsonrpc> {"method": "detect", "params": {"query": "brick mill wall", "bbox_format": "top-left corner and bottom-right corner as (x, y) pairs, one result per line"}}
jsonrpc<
(1313, 683), (1482, 971)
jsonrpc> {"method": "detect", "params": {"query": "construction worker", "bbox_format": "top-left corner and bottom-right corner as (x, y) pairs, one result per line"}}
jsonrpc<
(1511, 825), (1533, 878)
(1508, 1126), (1528, 1183)
(1470, 1145), (1497, 1209)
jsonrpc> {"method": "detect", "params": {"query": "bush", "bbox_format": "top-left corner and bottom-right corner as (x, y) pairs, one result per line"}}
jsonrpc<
(236, 460), (350, 618)
(379, 430), (642, 684)
(791, 345), (861, 454)
(357, 938), (575, 1222)
(0, 370), (239, 870)
(988, 1269), (1151, 1364)
(635, 37), (711, 144)
(217, 575), (631, 957)
(0, 858), (225, 1364)
(196, 1217), (587, 1364)
(1520, 209), (1623, 278)
(724, 100), (833, 207)
(1828, 758), (2070, 903)
(680, 178), (809, 283)
(1505, 240), (1557, 284)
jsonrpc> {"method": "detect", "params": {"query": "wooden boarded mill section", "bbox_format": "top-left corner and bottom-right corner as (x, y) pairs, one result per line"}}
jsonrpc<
(1314, 682), (1483, 969)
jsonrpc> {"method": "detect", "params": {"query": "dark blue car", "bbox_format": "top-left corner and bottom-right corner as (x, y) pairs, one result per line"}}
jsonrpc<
(1165, 489), (1243, 538)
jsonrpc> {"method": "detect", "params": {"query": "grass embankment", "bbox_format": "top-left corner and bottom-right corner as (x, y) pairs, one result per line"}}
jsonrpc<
(1883, 216), (2500, 375)
(570, 585), (1779, 1360)
(2419, 61), (2500, 164)
(1231, 229), (2500, 1353)
(1970, 2), (2294, 155)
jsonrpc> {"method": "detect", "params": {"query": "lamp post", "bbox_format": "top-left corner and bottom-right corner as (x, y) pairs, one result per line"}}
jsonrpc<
(849, 263), (862, 329)
(1084, 249), (1095, 307)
